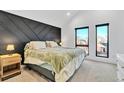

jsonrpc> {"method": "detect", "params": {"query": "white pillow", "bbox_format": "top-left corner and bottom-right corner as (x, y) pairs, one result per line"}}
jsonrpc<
(46, 41), (58, 47)
(30, 41), (46, 49)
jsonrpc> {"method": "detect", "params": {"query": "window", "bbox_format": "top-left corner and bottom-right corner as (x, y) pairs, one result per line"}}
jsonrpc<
(96, 23), (109, 58)
(75, 27), (89, 55)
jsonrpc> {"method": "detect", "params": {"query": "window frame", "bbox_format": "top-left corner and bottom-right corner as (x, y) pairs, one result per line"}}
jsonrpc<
(96, 23), (109, 58)
(75, 26), (89, 55)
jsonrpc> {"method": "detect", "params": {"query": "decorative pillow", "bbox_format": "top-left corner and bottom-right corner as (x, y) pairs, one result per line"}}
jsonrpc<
(30, 41), (46, 49)
(46, 41), (58, 47)
(46, 42), (52, 47)
(24, 43), (30, 50)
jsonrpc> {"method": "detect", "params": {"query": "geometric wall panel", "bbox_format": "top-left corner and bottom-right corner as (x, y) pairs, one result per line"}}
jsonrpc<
(0, 11), (61, 63)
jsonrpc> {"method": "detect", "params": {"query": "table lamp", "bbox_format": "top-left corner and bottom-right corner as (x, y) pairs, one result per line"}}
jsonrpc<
(60, 42), (62, 46)
(6, 44), (15, 54)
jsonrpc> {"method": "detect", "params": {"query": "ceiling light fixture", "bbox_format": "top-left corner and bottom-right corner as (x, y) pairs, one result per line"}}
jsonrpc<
(66, 12), (71, 16)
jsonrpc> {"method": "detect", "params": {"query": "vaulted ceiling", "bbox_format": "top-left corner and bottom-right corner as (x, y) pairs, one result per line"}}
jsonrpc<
(5, 10), (80, 27)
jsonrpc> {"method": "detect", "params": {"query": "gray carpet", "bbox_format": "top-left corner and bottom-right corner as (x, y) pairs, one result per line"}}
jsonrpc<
(4, 60), (117, 82)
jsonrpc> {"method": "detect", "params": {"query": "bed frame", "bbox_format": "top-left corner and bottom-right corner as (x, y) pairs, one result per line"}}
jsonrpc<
(25, 59), (84, 82)
(25, 64), (55, 81)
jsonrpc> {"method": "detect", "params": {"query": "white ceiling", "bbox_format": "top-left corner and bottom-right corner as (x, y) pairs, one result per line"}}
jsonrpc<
(5, 10), (79, 27)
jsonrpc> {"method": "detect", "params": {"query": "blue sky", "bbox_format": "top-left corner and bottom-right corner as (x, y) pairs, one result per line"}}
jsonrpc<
(77, 28), (88, 39)
(76, 25), (107, 39)
(97, 26), (107, 37)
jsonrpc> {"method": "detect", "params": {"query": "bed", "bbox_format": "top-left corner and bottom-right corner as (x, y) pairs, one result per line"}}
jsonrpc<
(24, 41), (86, 82)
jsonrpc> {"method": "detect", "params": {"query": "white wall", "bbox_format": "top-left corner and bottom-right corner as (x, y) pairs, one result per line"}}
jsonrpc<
(62, 10), (124, 64)
(5, 10), (79, 27)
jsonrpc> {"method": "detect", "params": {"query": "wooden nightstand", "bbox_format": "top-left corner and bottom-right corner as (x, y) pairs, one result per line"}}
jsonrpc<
(0, 53), (21, 81)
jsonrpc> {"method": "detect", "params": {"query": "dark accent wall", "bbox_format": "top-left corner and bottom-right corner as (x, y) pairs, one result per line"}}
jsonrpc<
(0, 11), (61, 63)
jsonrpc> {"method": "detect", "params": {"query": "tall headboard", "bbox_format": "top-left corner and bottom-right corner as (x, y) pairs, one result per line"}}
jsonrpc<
(0, 11), (61, 63)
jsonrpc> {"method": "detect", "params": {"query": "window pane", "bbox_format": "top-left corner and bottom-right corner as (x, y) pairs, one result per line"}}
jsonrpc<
(75, 27), (89, 55)
(76, 28), (88, 45)
(96, 24), (109, 58)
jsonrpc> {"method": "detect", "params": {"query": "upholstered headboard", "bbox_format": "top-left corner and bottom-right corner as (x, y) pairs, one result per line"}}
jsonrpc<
(0, 11), (61, 63)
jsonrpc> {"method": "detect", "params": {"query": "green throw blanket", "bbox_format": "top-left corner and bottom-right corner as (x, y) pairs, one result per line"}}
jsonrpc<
(25, 47), (85, 73)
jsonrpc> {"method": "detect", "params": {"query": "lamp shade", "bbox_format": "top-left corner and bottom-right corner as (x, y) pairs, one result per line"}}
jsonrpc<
(60, 42), (62, 45)
(6, 44), (15, 51)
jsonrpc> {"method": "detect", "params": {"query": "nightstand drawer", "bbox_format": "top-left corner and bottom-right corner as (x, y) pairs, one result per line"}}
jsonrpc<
(1, 57), (21, 62)
(2, 60), (20, 66)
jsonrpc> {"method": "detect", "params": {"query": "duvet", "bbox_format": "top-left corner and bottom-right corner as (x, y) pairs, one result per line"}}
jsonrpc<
(25, 47), (84, 72)
(24, 47), (86, 81)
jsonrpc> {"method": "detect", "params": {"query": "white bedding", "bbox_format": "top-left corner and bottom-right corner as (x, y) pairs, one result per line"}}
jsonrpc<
(24, 51), (85, 82)
(24, 44), (86, 81)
